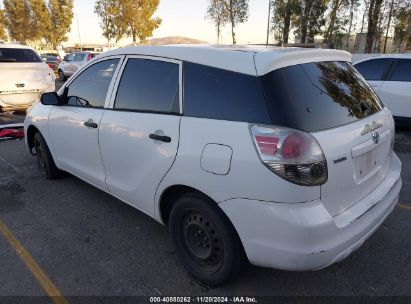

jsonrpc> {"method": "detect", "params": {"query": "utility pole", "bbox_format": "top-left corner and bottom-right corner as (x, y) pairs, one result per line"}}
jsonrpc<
(77, 15), (83, 51)
(266, 0), (272, 46)
(383, 0), (394, 54)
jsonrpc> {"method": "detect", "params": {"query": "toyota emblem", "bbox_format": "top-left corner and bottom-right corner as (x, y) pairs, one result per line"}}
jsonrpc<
(372, 131), (380, 144)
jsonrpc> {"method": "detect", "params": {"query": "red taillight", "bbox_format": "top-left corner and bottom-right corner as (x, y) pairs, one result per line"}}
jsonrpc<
(255, 135), (279, 156)
(251, 125), (328, 186)
(48, 63), (53, 68)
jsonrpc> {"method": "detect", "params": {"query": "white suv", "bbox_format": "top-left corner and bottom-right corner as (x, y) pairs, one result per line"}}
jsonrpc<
(0, 44), (55, 112)
(25, 46), (402, 285)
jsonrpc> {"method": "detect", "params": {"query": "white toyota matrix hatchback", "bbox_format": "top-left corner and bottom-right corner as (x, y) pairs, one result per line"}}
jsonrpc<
(24, 45), (402, 285)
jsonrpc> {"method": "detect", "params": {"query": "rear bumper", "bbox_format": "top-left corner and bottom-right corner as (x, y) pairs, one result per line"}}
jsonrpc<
(219, 153), (402, 271)
(0, 84), (54, 111)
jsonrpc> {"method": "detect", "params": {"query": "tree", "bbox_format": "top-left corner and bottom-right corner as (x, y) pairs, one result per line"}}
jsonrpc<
(294, 0), (328, 43)
(222, 0), (249, 44)
(271, 0), (299, 45)
(206, 0), (229, 44)
(28, 0), (51, 47)
(0, 9), (7, 41)
(365, 0), (383, 53)
(299, 0), (315, 43)
(393, 1), (411, 51)
(345, 0), (359, 50)
(95, 0), (118, 49)
(116, 0), (161, 45)
(3, 0), (31, 43)
(45, 0), (73, 49)
(324, 0), (348, 43)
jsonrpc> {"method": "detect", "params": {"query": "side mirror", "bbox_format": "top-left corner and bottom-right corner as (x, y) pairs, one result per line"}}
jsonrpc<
(41, 92), (61, 106)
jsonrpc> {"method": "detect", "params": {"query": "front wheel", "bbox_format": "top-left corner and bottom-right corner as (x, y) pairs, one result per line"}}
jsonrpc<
(33, 132), (62, 179)
(169, 193), (246, 285)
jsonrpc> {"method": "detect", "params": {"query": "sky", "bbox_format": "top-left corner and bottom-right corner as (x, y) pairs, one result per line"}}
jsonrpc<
(68, 0), (272, 46)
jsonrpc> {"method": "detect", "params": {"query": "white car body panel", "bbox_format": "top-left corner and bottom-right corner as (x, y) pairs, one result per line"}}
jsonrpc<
(311, 108), (394, 216)
(378, 81), (411, 118)
(24, 45), (402, 273)
(99, 111), (181, 216)
(0, 45), (55, 109)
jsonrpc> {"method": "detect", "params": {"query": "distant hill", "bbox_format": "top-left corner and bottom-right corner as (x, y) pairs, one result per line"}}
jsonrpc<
(139, 36), (208, 45)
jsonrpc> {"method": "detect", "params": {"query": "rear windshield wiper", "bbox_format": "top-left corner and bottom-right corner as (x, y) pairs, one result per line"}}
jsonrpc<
(0, 58), (17, 62)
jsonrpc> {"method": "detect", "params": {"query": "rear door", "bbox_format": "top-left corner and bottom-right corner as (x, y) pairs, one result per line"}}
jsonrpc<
(48, 57), (123, 189)
(378, 59), (411, 118)
(99, 56), (181, 216)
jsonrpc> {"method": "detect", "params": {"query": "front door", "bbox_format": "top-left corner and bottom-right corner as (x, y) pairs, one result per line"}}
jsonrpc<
(48, 57), (122, 190)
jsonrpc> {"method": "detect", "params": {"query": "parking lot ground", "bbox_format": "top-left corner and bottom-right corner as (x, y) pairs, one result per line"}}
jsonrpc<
(0, 132), (410, 300)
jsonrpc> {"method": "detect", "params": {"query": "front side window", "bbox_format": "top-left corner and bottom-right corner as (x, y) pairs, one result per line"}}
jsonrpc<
(260, 61), (383, 132)
(0, 48), (43, 63)
(114, 58), (179, 113)
(390, 59), (411, 82)
(354, 58), (392, 81)
(66, 59), (119, 108)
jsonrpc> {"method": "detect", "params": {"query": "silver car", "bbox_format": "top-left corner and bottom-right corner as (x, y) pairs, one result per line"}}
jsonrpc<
(58, 51), (99, 81)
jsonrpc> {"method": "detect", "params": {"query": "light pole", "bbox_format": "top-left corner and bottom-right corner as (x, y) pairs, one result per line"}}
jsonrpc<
(266, 0), (272, 46)
(76, 14), (83, 51)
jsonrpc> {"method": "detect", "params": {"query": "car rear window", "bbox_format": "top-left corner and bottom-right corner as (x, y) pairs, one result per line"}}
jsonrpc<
(260, 61), (383, 132)
(183, 62), (272, 124)
(0, 48), (43, 63)
(353, 58), (392, 80)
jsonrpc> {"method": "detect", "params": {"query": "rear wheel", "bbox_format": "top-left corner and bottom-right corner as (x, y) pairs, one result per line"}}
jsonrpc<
(33, 132), (62, 179)
(169, 193), (246, 285)
(58, 69), (66, 81)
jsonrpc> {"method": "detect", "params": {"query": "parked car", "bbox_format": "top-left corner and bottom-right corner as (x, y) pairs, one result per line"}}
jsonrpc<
(42, 55), (61, 71)
(58, 51), (99, 81)
(25, 46), (402, 285)
(353, 54), (411, 127)
(0, 44), (55, 112)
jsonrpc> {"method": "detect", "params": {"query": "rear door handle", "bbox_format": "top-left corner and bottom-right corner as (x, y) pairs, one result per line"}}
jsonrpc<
(149, 133), (171, 143)
(84, 120), (98, 128)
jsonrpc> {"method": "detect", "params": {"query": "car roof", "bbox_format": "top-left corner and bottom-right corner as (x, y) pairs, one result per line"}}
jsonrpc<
(0, 43), (35, 50)
(352, 53), (411, 64)
(101, 45), (351, 76)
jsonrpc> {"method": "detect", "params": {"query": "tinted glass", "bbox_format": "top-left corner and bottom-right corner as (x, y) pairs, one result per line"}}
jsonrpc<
(183, 62), (271, 124)
(0, 48), (42, 63)
(390, 59), (411, 82)
(115, 58), (179, 113)
(260, 61), (383, 132)
(46, 56), (59, 61)
(74, 53), (86, 61)
(66, 59), (119, 107)
(354, 58), (391, 80)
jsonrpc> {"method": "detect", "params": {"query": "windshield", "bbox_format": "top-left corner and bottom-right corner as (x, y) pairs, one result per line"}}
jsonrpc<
(0, 48), (43, 63)
(260, 61), (383, 132)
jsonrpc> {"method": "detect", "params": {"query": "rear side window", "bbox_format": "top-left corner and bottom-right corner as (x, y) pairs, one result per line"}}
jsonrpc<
(183, 62), (271, 124)
(114, 58), (179, 113)
(74, 53), (86, 61)
(354, 58), (391, 80)
(66, 59), (119, 107)
(390, 59), (411, 82)
(260, 61), (383, 132)
(0, 48), (42, 63)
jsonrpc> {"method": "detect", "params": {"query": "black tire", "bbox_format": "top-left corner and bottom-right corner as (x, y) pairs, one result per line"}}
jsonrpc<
(33, 132), (62, 179)
(169, 193), (246, 285)
(58, 69), (66, 81)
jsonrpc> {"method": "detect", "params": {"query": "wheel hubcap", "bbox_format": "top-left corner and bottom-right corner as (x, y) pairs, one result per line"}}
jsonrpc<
(182, 211), (223, 270)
